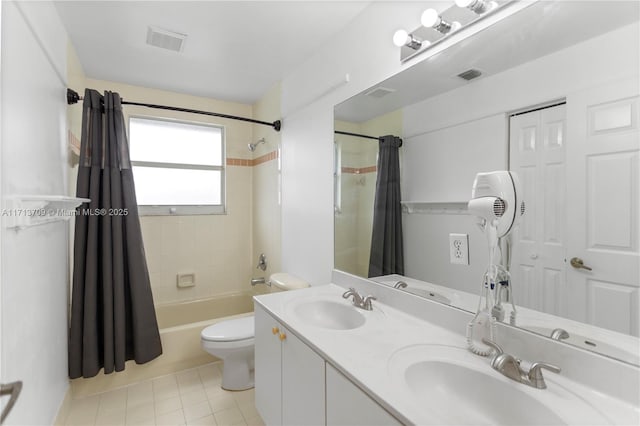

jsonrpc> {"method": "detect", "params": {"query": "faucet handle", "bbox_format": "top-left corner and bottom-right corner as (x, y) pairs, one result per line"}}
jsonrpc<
(481, 338), (504, 356)
(362, 295), (376, 311)
(342, 287), (363, 304)
(528, 362), (561, 389)
(393, 281), (408, 289)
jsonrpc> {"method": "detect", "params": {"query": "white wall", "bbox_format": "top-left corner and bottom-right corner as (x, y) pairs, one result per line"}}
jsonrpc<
(0, 1), (70, 424)
(252, 83), (283, 283)
(401, 23), (639, 292)
(280, 1), (446, 285)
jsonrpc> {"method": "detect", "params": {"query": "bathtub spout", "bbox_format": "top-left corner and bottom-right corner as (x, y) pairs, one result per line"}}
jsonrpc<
(251, 277), (270, 287)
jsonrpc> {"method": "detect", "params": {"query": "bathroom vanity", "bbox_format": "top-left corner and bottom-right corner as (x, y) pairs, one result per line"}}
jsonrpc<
(254, 274), (640, 425)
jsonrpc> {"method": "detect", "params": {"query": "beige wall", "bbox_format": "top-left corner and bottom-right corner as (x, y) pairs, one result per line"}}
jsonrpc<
(87, 78), (254, 305)
(66, 40), (85, 152)
(334, 110), (402, 277)
(65, 45), (283, 306)
(69, 74), (279, 304)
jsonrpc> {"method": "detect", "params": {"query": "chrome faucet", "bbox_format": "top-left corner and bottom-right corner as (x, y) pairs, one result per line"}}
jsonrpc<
(482, 339), (523, 383)
(482, 338), (561, 389)
(251, 277), (270, 286)
(393, 280), (408, 289)
(342, 287), (376, 311)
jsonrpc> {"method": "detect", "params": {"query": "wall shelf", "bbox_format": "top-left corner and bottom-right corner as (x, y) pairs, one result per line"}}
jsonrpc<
(3, 195), (91, 230)
(401, 201), (468, 215)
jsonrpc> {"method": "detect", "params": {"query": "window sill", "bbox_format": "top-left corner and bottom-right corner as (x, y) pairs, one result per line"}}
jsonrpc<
(138, 205), (226, 216)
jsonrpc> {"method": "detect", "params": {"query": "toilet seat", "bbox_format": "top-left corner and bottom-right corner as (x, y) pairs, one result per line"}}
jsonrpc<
(201, 316), (254, 342)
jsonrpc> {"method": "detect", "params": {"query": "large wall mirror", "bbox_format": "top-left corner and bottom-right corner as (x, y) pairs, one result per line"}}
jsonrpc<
(334, 1), (639, 365)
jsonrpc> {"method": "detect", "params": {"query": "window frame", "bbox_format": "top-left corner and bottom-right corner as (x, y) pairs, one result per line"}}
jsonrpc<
(128, 115), (227, 216)
(333, 140), (342, 214)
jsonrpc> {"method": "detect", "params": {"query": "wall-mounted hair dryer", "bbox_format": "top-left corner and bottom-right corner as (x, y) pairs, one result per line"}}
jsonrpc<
(466, 170), (525, 356)
(468, 171), (524, 238)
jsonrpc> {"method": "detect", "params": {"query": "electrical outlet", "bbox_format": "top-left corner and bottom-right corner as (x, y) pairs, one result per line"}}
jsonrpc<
(449, 234), (469, 265)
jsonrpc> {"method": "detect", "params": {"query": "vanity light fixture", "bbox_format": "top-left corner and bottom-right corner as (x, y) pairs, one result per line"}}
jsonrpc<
(421, 8), (461, 34)
(394, 0), (523, 62)
(455, 0), (498, 15)
(392, 29), (427, 50)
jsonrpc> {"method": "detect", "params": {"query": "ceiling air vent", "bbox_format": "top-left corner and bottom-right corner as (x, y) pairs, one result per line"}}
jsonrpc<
(457, 68), (483, 81)
(364, 87), (396, 98)
(146, 26), (187, 52)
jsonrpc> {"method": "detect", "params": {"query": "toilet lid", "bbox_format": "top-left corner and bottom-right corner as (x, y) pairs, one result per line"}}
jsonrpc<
(201, 316), (254, 342)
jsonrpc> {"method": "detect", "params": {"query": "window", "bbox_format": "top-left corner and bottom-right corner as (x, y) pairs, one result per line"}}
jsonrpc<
(129, 117), (225, 215)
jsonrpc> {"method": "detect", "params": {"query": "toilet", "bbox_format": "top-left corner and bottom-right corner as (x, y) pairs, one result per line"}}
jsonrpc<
(201, 272), (309, 390)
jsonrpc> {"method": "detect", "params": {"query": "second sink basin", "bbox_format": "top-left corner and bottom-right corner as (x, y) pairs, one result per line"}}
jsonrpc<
(292, 300), (366, 330)
(405, 359), (564, 425)
(387, 345), (611, 425)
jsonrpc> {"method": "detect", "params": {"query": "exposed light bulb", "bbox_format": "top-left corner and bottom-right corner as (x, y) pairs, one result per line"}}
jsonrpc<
(421, 8), (441, 28)
(421, 8), (456, 34)
(392, 29), (423, 50)
(455, 0), (475, 7)
(393, 29), (410, 47)
(455, 0), (497, 14)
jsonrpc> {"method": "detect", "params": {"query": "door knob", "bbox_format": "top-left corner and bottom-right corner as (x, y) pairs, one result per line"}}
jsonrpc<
(570, 257), (592, 271)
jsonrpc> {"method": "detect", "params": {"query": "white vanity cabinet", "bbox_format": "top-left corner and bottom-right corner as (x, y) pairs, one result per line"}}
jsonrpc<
(326, 364), (402, 426)
(255, 305), (325, 426)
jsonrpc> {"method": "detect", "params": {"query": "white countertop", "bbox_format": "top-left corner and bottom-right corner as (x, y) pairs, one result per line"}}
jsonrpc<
(254, 283), (640, 426)
(372, 274), (640, 365)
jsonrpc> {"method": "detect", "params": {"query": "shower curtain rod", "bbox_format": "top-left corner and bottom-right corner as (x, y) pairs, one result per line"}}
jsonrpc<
(334, 130), (379, 140)
(66, 88), (281, 131)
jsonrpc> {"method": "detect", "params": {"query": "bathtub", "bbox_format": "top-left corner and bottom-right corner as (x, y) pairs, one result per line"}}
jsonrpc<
(70, 292), (255, 398)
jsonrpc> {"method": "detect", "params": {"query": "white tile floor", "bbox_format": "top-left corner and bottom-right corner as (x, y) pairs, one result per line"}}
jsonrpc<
(63, 363), (264, 426)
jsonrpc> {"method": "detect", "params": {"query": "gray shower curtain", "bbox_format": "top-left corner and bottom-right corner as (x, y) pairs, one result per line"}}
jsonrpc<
(68, 89), (162, 379)
(368, 135), (404, 278)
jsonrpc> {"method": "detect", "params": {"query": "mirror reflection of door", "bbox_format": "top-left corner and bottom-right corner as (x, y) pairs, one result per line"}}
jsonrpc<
(509, 103), (567, 317)
(510, 79), (640, 337)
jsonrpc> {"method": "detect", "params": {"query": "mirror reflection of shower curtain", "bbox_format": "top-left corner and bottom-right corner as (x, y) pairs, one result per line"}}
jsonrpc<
(68, 89), (162, 378)
(368, 135), (404, 277)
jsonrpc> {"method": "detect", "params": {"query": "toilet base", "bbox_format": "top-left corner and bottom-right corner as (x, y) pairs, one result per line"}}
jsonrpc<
(221, 356), (255, 391)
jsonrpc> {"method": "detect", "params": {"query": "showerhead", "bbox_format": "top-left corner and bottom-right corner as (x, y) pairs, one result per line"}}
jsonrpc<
(248, 138), (266, 152)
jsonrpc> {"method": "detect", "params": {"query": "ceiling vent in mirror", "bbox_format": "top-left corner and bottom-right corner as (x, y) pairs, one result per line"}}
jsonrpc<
(364, 87), (396, 98)
(146, 26), (187, 52)
(457, 68), (483, 81)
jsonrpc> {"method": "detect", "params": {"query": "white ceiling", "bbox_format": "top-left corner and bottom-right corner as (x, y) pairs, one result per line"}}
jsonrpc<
(54, 1), (371, 104)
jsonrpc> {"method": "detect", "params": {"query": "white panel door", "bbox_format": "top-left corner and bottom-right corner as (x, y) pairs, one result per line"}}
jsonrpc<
(566, 78), (640, 336)
(510, 104), (567, 316)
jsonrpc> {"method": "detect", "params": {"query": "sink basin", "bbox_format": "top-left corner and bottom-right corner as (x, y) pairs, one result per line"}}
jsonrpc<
(404, 359), (564, 425)
(387, 345), (611, 425)
(292, 300), (366, 330)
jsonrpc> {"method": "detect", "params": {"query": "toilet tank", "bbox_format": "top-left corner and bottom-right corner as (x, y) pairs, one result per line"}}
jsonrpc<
(269, 272), (310, 293)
